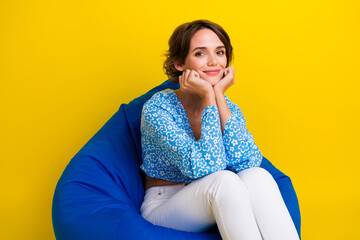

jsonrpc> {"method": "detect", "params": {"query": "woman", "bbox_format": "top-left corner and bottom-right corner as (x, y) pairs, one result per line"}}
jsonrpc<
(140, 20), (299, 240)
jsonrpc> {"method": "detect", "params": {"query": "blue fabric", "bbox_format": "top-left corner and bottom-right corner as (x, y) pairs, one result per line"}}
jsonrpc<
(52, 79), (301, 239)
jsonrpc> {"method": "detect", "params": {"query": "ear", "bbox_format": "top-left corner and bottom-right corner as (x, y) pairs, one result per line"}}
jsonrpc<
(174, 61), (184, 72)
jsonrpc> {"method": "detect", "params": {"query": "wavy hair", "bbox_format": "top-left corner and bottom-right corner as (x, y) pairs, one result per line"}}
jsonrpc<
(163, 20), (233, 83)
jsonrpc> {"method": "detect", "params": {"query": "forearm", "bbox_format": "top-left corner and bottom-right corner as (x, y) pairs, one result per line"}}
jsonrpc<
(214, 91), (232, 133)
(201, 88), (217, 110)
(221, 99), (263, 171)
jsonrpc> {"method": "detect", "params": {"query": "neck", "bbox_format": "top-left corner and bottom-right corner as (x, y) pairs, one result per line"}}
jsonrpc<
(174, 89), (204, 115)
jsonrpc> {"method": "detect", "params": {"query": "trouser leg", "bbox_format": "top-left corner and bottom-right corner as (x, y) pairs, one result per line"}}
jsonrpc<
(237, 167), (300, 240)
(141, 170), (262, 240)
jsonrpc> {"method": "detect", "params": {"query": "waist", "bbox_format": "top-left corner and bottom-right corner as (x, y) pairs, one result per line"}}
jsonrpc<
(144, 175), (183, 191)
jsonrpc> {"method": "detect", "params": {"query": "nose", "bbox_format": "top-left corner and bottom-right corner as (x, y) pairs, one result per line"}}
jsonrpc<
(207, 53), (217, 66)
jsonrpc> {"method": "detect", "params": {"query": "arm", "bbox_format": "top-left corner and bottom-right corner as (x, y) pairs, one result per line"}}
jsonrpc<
(215, 94), (232, 133)
(141, 100), (228, 180)
(213, 66), (234, 133)
(213, 66), (262, 171)
(222, 98), (262, 171)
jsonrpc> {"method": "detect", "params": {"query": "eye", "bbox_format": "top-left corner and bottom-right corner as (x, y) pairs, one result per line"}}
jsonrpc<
(217, 50), (225, 55)
(195, 51), (204, 56)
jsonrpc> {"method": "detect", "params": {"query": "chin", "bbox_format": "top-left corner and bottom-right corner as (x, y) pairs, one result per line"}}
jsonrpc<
(200, 72), (224, 86)
(203, 76), (222, 86)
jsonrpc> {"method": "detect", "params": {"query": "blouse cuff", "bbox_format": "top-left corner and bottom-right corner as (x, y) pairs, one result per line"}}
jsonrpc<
(199, 105), (223, 141)
(201, 105), (221, 127)
(201, 105), (218, 117)
(223, 114), (238, 138)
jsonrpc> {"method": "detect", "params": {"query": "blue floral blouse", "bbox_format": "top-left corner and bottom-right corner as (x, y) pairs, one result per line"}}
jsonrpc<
(140, 89), (262, 183)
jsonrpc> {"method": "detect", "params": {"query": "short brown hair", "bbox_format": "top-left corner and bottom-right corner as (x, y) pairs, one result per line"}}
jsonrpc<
(163, 20), (233, 82)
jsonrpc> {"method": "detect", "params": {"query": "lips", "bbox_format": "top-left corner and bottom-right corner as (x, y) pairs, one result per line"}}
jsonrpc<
(203, 69), (221, 76)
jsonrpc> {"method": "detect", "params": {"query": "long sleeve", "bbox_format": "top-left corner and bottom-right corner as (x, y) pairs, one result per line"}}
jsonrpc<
(223, 97), (262, 172)
(141, 100), (228, 181)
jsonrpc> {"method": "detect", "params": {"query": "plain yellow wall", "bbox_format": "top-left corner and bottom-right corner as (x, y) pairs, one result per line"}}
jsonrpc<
(1, 0), (359, 239)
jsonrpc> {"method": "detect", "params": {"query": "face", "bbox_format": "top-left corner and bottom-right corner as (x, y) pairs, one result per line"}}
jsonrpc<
(175, 28), (227, 86)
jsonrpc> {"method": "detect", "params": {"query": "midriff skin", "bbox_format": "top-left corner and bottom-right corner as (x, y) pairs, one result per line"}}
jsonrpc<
(144, 175), (183, 190)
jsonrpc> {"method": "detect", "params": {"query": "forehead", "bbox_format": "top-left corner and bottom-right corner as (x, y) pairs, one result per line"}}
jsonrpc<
(190, 28), (224, 48)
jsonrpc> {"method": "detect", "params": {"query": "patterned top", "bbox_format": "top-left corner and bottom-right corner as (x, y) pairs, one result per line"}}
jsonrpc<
(140, 89), (262, 183)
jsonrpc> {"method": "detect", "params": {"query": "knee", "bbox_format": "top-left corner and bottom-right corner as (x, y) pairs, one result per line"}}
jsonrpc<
(238, 167), (277, 188)
(239, 167), (272, 179)
(205, 170), (247, 197)
(208, 170), (241, 186)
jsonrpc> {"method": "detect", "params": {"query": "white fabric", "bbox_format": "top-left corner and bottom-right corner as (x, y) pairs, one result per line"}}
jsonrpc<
(141, 168), (299, 240)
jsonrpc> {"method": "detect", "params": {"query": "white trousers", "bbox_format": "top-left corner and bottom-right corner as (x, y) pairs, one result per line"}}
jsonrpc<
(140, 167), (299, 240)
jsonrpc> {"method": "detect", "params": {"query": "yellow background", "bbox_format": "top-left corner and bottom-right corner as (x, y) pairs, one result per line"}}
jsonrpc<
(1, 0), (359, 239)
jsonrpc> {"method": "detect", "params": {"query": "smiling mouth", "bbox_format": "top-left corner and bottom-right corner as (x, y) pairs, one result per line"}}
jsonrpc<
(203, 70), (220, 76)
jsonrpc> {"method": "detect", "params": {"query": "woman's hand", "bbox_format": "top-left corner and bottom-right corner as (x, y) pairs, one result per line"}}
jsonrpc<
(179, 69), (214, 99)
(179, 69), (216, 108)
(213, 66), (235, 96)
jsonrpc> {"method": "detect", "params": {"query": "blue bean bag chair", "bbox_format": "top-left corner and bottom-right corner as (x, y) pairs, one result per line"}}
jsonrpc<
(52, 79), (301, 239)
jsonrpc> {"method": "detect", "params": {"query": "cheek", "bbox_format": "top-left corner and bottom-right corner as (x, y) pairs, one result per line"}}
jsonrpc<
(220, 58), (227, 67)
(192, 60), (206, 70)
(186, 57), (206, 69)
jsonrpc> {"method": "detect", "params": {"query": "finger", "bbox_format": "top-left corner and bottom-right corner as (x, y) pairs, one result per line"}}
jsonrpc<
(222, 68), (233, 84)
(184, 69), (191, 81)
(180, 72), (186, 87)
(190, 70), (201, 81)
(231, 66), (235, 81)
(192, 70), (200, 78)
(222, 69), (230, 80)
(224, 66), (233, 79)
(182, 70), (191, 89)
(228, 66), (235, 84)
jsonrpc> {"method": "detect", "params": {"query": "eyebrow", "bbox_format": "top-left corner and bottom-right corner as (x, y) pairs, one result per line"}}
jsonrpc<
(191, 46), (225, 52)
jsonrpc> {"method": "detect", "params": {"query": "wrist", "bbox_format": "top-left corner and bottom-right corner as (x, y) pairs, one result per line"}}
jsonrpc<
(213, 83), (228, 97)
(200, 85), (214, 99)
(214, 90), (225, 102)
(201, 88), (216, 109)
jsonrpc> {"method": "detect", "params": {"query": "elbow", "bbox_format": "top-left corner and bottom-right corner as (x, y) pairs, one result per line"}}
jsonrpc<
(182, 167), (211, 180)
(250, 150), (263, 167)
(256, 150), (263, 166)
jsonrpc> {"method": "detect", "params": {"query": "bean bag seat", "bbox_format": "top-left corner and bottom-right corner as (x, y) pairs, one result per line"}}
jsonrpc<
(52, 79), (301, 239)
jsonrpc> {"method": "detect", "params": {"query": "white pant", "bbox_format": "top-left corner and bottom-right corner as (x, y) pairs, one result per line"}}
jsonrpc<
(140, 168), (299, 240)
